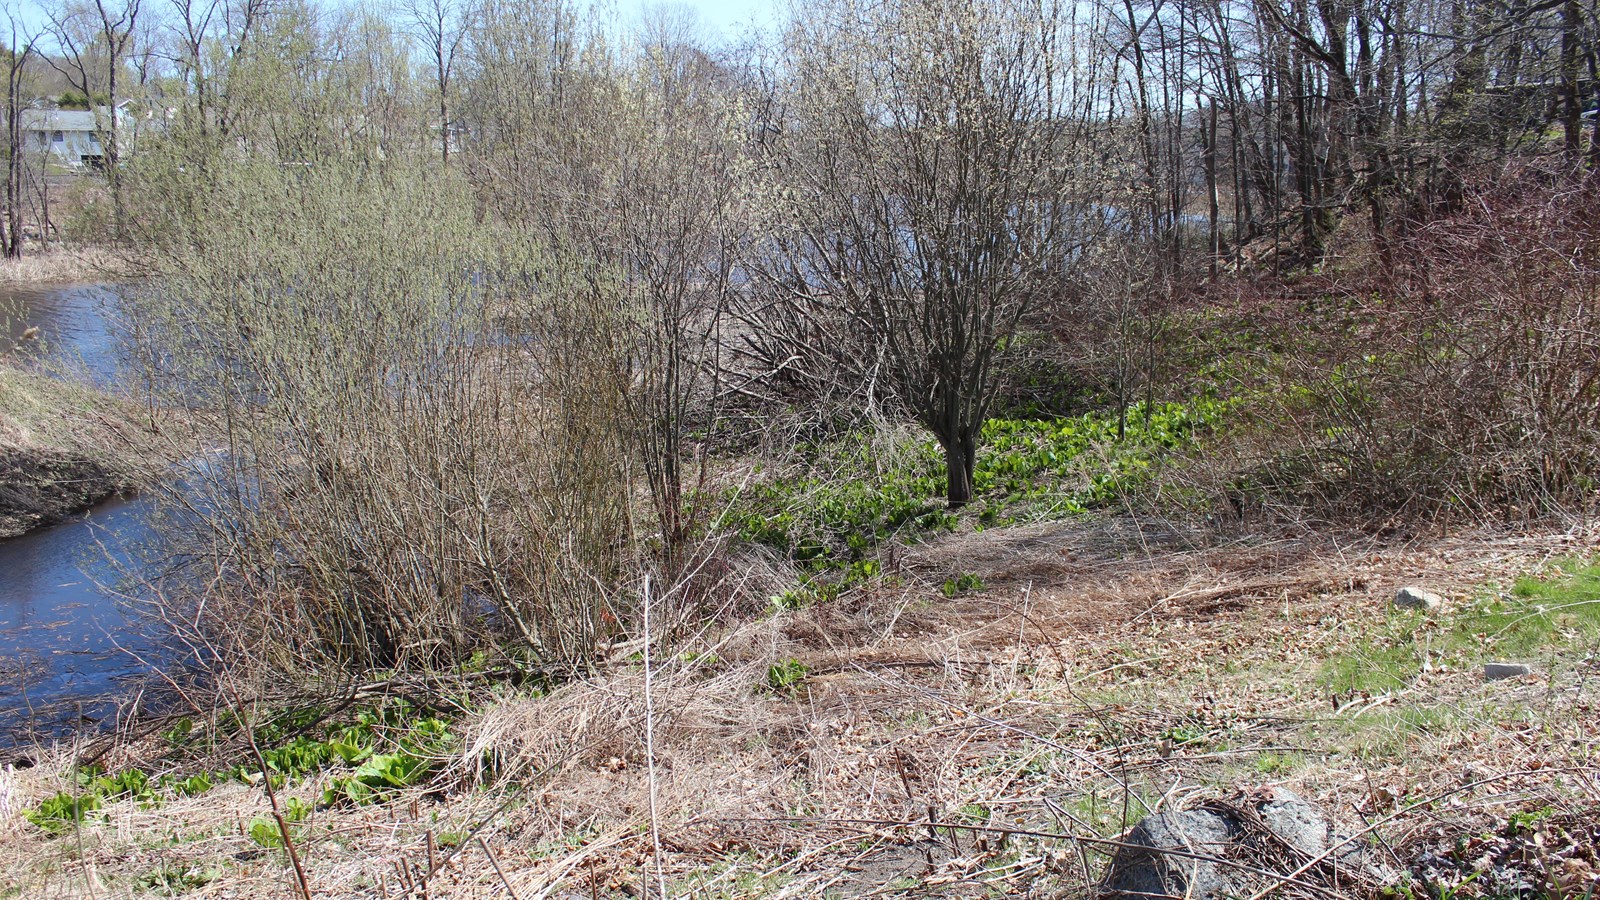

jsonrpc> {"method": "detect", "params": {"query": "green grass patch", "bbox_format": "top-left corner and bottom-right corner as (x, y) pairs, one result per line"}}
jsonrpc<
(1053, 785), (1162, 837)
(942, 572), (985, 597)
(1321, 631), (1425, 695)
(23, 698), (459, 836)
(764, 658), (810, 697)
(723, 397), (1235, 576)
(1340, 704), (1461, 762)
(1321, 559), (1600, 698)
(134, 862), (219, 895)
(1252, 751), (1302, 775)
(247, 797), (312, 848)
(1477, 563), (1600, 655)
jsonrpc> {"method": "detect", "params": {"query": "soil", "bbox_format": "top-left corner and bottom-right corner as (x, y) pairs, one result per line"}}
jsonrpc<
(0, 443), (130, 538)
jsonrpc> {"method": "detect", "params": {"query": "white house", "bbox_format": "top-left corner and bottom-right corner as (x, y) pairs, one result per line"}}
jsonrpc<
(20, 107), (112, 168)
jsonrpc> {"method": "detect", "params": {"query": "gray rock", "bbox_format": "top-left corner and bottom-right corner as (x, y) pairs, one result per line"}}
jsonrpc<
(1101, 790), (1383, 900)
(1257, 790), (1334, 856)
(1101, 807), (1237, 900)
(1258, 790), (1382, 872)
(1394, 586), (1444, 611)
(1483, 662), (1532, 681)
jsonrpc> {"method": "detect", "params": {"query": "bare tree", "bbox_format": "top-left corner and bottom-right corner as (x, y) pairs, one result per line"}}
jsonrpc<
(45, 0), (143, 235)
(770, 0), (1093, 506)
(162, 0), (270, 141)
(615, 15), (744, 584)
(2, 5), (36, 259)
(400, 0), (472, 163)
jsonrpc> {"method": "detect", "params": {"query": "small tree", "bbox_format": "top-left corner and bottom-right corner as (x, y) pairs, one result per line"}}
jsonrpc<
(45, 0), (142, 236)
(400, 0), (473, 163)
(2, 7), (37, 259)
(612, 25), (743, 582)
(771, 0), (1090, 506)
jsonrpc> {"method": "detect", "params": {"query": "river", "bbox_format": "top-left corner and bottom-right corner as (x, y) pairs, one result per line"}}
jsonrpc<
(1, 281), (168, 747)
(3, 282), (127, 384)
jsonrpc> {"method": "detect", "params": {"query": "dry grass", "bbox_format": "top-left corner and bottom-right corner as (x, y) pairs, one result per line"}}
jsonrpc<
(0, 363), (161, 538)
(0, 246), (138, 286)
(2, 517), (1598, 898)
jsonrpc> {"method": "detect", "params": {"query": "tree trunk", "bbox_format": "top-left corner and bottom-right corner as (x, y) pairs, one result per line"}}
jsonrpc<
(1206, 98), (1220, 278)
(1591, 68), (1600, 170)
(1561, 0), (1582, 158)
(37, 165), (50, 251)
(5, 47), (24, 260)
(941, 431), (976, 508)
(437, 54), (450, 163)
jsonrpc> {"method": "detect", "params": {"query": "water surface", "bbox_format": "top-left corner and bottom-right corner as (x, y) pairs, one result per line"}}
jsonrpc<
(2, 281), (128, 383)
(0, 494), (166, 743)
(1, 281), (165, 746)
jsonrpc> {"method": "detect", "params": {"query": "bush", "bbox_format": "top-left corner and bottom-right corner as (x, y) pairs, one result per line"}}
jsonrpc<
(126, 158), (634, 681)
(1207, 163), (1600, 522)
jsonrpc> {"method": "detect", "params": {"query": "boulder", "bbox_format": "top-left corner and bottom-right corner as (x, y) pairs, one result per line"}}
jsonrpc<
(1394, 586), (1443, 611)
(1100, 806), (1237, 900)
(1101, 790), (1383, 900)
(1257, 791), (1338, 856)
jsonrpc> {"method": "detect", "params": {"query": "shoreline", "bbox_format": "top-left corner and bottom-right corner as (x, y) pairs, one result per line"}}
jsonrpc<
(0, 245), (139, 286)
(0, 363), (156, 541)
(0, 516), (1594, 897)
(0, 443), (132, 540)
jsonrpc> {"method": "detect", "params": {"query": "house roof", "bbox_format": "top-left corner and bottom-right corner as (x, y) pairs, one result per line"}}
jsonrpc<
(19, 108), (106, 132)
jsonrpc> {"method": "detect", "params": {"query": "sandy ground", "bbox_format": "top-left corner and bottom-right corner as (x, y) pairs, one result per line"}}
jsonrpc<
(2, 516), (1597, 899)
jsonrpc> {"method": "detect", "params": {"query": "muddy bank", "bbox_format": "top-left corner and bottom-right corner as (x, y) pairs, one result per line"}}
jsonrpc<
(1, 280), (153, 538)
(0, 443), (132, 539)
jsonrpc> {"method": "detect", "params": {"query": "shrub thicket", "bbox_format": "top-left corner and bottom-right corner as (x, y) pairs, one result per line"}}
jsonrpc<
(1179, 164), (1600, 522)
(127, 159), (633, 681)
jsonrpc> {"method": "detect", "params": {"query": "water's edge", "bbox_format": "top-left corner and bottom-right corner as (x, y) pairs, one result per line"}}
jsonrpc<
(1, 282), (167, 746)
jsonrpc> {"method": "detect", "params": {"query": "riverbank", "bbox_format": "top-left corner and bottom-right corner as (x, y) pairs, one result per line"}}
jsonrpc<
(0, 444), (130, 539)
(0, 246), (139, 286)
(2, 516), (1595, 898)
(0, 365), (149, 539)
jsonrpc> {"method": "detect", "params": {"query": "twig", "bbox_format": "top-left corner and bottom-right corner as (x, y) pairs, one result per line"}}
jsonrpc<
(728, 814), (1352, 898)
(478, 835), (523, 900)
(641, 574), (669, 900)
(71, 721), (98, 900)
(230, 682), (314, 900)
(1240, 767), (1596, 900)
(847, 662), (1154, 815)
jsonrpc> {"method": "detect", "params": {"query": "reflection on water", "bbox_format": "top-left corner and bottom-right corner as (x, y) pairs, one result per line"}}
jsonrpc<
(2, 281), (129, 385)
(0, 494), (167, 744)
(0, 281), (163, 746)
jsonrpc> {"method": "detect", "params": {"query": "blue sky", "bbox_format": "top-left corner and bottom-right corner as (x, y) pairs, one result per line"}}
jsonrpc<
(629, 0), (780, 44)
(11, 0), (780, 53)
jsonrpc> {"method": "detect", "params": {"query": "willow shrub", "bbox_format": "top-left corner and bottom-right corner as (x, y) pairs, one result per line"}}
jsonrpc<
(126, 159), (632, 681)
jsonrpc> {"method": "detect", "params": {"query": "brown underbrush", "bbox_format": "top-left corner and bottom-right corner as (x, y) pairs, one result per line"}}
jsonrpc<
(0, 245), (139, 286)
(3, 515), (1596, 899)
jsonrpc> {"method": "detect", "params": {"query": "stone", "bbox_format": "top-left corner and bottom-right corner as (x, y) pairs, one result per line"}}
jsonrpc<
(1394, 586), (1444, 610)
(1483, 662), (1533, 681)
(1257, 789), (1336, 856)
(1101, 807), (1238, 900)
(1101, 790), (1384, 900)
